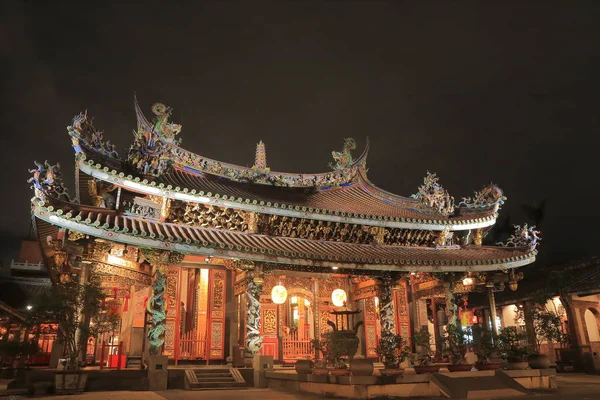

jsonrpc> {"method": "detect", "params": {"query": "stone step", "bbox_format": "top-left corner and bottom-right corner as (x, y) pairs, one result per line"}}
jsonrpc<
(195, 377), (236, 383)
(188, 386), (247, 391)
(194, 371), (232, 376)
(189, 381), (246, 390)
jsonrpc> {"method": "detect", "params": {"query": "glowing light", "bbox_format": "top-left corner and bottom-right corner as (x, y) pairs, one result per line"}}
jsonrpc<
(462, 277), (474, 286)
(291, 296), (298, 305)
(460, 310), (475, 326)
(107, 254), (127, 267)
(26, 305), (32, 311)
(304, 299), (311, 307)
(271, 285), (288, 305)
(331, 289), (347, 307)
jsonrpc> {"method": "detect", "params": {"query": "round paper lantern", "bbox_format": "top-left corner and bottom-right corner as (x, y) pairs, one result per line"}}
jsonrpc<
(271, 285), (288, 304)
(331, 289), (347, 307)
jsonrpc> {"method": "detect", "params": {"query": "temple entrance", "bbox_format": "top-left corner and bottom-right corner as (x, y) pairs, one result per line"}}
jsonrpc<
(176, 268), (211, 361)
(282, 293), (315, 360)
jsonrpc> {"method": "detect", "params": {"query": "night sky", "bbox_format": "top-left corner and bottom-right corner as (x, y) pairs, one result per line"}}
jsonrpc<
(1, 1), (599, 265)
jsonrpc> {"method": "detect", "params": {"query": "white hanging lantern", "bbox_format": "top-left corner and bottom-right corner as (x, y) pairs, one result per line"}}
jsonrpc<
(271, 285), (288, 304)
(331, 289), (347, 307)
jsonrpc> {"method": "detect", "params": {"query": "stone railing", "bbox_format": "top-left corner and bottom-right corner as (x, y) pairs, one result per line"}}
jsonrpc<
(11, 260), (46, 272)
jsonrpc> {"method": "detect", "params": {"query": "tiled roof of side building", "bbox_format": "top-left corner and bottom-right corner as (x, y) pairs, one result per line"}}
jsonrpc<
(33, 200), (535, 271)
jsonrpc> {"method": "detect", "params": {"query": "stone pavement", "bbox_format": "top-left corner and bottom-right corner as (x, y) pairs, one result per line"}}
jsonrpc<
(2, 373), (600, 400)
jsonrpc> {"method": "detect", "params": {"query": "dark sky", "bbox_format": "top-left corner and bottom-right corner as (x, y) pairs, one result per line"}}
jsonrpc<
(1, 1), (598, 264)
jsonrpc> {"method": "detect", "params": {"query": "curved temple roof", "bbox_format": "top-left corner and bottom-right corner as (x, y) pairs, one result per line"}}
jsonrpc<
(32, 200), (535, 273)
(29, 98), (539, 275)
(68, 99), (504, 230)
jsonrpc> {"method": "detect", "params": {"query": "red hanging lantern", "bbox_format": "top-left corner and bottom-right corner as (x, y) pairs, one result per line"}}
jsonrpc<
(112, 287), (118, 299)
(123, 294), (130, 312)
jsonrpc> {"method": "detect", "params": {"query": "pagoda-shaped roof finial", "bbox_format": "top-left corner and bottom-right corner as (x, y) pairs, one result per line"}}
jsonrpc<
(253, 140), (269, 171)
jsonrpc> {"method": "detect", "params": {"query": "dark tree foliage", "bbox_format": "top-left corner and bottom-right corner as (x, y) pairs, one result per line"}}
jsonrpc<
(26, 274), (117, 370)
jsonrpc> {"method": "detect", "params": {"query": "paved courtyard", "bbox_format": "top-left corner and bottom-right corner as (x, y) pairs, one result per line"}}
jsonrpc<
(2, 374), (600, 400)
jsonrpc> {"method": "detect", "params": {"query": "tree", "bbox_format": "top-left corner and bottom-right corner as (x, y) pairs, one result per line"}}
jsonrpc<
(26, 274), (115, 370)
(515, 304), (568, 353)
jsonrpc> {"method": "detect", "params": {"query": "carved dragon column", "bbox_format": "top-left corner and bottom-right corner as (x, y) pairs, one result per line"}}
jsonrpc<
(376, 274), (396, 338)
(245, 270), (264, 360)
(444, 281), (458, 328)
(141, 249), (184, 355)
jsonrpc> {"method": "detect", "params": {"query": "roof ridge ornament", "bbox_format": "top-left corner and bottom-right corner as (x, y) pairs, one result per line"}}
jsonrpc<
(151, 103), (182, 144)
(459, 184), (506, 212)
(128, 101), (181, 177)
(28, 160), (72, 203)
(497, 223), (541, 252)
(411, 172), (456, 216)
(68, 112), (119, 159)
(252, 140), (269, 171)
(329, 138), (357, 170)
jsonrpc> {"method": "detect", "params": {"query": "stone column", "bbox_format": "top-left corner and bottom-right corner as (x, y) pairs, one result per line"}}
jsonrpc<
(487, 287), (499, 337)
(140, 250), (184, 391)
(245, 273), (263, 359)
(140, 250), (184, 356)
(376, 275), (396, 336)
(444, 283), (458, 328)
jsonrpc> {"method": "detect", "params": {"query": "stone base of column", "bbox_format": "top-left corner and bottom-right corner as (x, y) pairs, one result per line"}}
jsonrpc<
(147, 355), (168, 391)
(253, 354), (273, 388)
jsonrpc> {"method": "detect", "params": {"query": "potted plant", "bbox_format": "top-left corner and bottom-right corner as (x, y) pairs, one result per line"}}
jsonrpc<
(312, 331), (359, 376)
(322, 331), (354, 376)
(497, 327), (530, 370)
(472, 326), (503, 370)
(312, 359), (329, 376)
(311, 338), (329, 375)
(412, 327), (440, 374)
(375, 332), (410, 376)
(26, 273), (112, 394)
(294, 356), (314, 375)
(442, 324), (471, 372)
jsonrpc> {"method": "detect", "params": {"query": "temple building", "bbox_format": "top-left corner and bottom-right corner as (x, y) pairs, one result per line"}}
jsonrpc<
(27, 98), (540, 367)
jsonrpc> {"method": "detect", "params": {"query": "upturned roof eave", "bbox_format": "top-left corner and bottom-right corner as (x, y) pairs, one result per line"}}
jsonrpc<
(32, 200), (535, 273)
(77, 154), (498, 231)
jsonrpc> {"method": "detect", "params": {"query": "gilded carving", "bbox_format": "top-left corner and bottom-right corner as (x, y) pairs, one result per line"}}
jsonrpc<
(168, 201), (253, 232)
(213, 279), (224, 310)
(167, 198), (439, 246)
(166, 268), (178, 309)
(365, 298), (376, 315)
(351, 285), (378, 301)
(97, 273), (142, 289)
(318, 277), (347, 299)
(320, 311), (331, 334)
(67, 230), (85, 242)
(88, 179), (117, 208)
(263, 309), (277, 335)
(262, 275), (312, 295)
(92, 262), (152, 285)
(473, 228), (483, 246)
(264, 215), (436, 246)
(396, 285), (409, 316)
